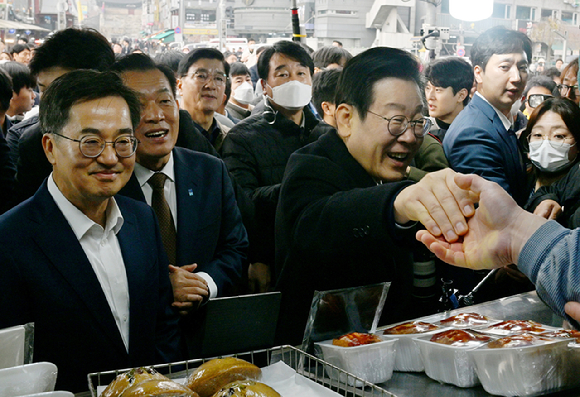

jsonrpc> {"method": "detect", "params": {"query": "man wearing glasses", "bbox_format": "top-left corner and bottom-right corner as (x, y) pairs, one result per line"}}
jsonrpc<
(0, 70), (182, 392)
(522, 76), (556, 119)
(274, 47), (475, 345)
(558, 58), (579, 105)
(178, 48), (231, 151)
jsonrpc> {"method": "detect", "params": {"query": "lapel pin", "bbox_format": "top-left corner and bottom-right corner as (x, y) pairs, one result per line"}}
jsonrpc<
(188, 189), (193, 196)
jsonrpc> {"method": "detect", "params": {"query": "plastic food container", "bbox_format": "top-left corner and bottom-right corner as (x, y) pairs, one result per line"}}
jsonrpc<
(437, 312), (494, 329)
(0, 362), (57, 397)
(469, 337), (570, 396)
(480, 320), (548, 336)
(315, 337), (397, 386)
(381, 322), (443, 372)
(0, 325), (25, 369)
(414, 330), (492, 388)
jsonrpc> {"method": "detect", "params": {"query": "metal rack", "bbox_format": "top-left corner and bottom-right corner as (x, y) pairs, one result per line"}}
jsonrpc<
(87, 345), (396, 397)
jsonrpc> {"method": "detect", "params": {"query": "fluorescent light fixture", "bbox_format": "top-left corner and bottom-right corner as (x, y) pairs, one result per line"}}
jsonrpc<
(450, 0), (493, 22)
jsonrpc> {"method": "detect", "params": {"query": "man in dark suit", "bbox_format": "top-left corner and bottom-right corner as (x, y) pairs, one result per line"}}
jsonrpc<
(443, 26), (532, 207)
(275, 47), (476, 345)
(112, 55), (247, 355)
(0, 71), (182, 392)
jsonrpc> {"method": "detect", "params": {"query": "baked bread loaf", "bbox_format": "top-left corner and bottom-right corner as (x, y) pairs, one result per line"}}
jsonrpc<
(186, 357), (261, 397)
(212, 380), (280, 397)
(102, 367), (170, 397)
(332, 332), (382, 347)
(120, 379), (200, 397)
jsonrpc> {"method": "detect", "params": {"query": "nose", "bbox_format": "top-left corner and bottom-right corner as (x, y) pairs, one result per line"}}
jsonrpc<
(426, 88), (435, 100)
(397, 124), (419, 145)
(96, 142), (119, 165)
(143, 100), (164, 122)
(509, 65), (523, 82)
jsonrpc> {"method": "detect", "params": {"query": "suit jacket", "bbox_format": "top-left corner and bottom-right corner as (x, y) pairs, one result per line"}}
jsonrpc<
(274, 130), (416, 345)
(443, 94), (530, 206)
(0, 182), (182, 392)
(119, 147), (248, 296)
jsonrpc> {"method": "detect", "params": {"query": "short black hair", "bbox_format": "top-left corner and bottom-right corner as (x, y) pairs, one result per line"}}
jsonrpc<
(257, 41), (314, 80)
(40, 70), (141, 136)
(523, 75), (558, 98)
(256, 45), (269, 57)
(424, 57), (474, 106)
(111, 53), (177, 97)
(312, 67), (341, 117)
(333, 40), (343, 47)
(177, 48), (230, 77)
(18, 37), (29, 44)
(29, 28), (115, 77)
(225, 75), (232, 103)
(543, 67), (562, 80)
(10, 44), (28, 55)
(335, 47), (421, 121)
(229, 62), (250, 77)
(312, 46), (353, 69)
(470, 27), (532, 71)
(523, 97), (580, 144)
(0, 62), (36, 94)
(153, 50), (185, 75)
(0, 69), (12, 112)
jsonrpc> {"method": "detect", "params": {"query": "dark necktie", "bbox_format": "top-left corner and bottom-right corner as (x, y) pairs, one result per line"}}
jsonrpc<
(148, 173), (177, 265)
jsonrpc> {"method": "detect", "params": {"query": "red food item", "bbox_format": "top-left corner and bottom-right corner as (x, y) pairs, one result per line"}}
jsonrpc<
(332, 332), (382, 347)
(430, 329), (491, 346)
(488, 333), (553, 349)
(541, 329), (580, 343)
(383, 321), (439, 335)
(440, 312), (489, 326)
(489, 320), (545, 333)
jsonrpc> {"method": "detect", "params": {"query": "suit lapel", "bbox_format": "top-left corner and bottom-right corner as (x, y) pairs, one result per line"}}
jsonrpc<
(30, 185), (127, 354)
(118, 173), (147, 203)
(173, 148), (201, 266)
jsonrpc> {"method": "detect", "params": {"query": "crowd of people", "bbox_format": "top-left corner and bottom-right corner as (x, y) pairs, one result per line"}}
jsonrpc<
(1, 26), (580, 392)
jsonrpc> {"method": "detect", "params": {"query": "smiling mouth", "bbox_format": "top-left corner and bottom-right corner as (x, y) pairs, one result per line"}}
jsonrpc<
(145, 130), (168, 138)
(388, 153), (409, 161)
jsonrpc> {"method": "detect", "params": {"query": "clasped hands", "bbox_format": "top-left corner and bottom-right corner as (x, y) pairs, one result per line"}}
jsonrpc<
(168, 263), (209, 316)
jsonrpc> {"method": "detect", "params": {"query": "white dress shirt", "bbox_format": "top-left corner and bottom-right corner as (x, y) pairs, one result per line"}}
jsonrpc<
(133, 152), (218, 298)
(47, 174), (130, 352)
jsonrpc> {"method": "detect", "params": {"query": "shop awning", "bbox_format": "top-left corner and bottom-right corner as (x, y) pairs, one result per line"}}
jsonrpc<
(0, 19), (50, 32)
(151, 29), (174, 43)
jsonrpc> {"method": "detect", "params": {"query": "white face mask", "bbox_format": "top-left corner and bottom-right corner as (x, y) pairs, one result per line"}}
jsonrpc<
(529, 139), (576, 172)
(267, 80), (312, 110)
(233, 81), (255, 105)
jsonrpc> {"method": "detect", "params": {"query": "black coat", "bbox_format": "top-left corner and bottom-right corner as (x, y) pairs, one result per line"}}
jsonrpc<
(274, 129), (416, 345)
(221, 103), (321, 265)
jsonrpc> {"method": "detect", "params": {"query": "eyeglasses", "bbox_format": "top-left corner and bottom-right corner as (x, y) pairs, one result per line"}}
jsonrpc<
(527, 94), (552, 108)
(53, 133), (139, 158)
(527, 132), (576, 149)
(558, 84), (580, 97)
(367, 110), (431, 137)
(186, 69), (228, 86)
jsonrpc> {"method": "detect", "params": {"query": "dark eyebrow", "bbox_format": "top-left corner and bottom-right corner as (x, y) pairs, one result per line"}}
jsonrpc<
(80, 128), (134, 136)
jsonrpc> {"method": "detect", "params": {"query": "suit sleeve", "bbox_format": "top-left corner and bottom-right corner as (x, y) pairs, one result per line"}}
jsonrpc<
(0, 246), (31, 329)
(203, 161), (248, 295)
(444, 126), (514, 196)
(518, 221), (580, 328)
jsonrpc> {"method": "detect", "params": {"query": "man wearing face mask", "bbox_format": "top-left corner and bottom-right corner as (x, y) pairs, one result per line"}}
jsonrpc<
(221, 41), (322, 293)
(226, 62), (255, 120)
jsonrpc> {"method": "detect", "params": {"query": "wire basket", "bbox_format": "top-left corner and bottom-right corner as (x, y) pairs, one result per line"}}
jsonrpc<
(87, 345), (396, 397)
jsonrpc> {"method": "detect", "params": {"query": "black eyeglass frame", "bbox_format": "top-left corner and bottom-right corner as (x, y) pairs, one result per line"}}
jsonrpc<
(367, 110), (432, 138)
(52, 132), (139, 158)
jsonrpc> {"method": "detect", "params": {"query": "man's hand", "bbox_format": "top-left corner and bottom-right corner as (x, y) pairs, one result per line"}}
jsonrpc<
(533, 199), (562, 220)
(248, 262), (271, 293)
(565, 302), (580, 322)
(416, 173), (548, 270)
(394, 169), (475, 242)
(168, 263), (209, 316)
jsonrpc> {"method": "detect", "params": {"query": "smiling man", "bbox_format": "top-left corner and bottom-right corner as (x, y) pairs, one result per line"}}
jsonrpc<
(274, 47), (475, 345)
(0, 70), (181, 392)
(443, 26), (532, 207)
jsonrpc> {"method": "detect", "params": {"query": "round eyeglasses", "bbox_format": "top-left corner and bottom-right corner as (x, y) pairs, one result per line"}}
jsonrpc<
(186, 70), (228, 86)
(53, 133), (139, 158)
(558, 84), (580, 97)
(527, 132), (576, 149)
(527, 94), (552, 109)
(367, 110), (431, 137)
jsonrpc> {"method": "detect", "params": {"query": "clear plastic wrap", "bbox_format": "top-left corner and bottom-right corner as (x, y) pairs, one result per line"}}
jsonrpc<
(314, 337), (397, 386)
(0, 362), (57, 397)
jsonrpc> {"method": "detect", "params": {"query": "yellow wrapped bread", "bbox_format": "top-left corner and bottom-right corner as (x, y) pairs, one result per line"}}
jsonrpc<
(212, 380), (280, 397)
(102, 367), (170, 397)
(186, 357), (261, 397)
(120, 379), (200, 397)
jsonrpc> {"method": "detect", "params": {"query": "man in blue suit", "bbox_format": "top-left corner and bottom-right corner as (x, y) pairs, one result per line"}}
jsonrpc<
(0, 71), (182, 392)
(112, 56), (248, 319)
(443, 26), (532, 207)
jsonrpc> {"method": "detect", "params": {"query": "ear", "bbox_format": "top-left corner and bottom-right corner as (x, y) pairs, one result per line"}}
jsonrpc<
(42, 133), (57, 166)
(314, 67), (322, 74)
(177, 78), (183, 97)
(321, 101), (334, 118)
(473, 65), (484, 85)
(457, 88), (468, 104)
(335, 103), (354, 140)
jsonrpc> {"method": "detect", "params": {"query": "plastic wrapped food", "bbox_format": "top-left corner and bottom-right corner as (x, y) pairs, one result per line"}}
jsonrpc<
(212, 380), (280, 397)
(381, 321), (442, 371)
(430, 329), (492, 347)
(488, 333), (555, 349)
(383, 321), (439, 335)
(332, 332), (382, 347)
(186, 358), (261, 397)
(439, 313), (490, 327)
(541, 329), (580, 343)
(120, 379), (199, 397)
(101, 367), (170, 397)
(485, 320), (546, 335)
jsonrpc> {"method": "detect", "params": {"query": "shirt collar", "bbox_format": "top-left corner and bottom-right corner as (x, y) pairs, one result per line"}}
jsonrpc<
(192, 117), (221, 144)
(475, 91), (513, 131)
(47, 173), (124, 240)
(134, 150), (175, 188)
